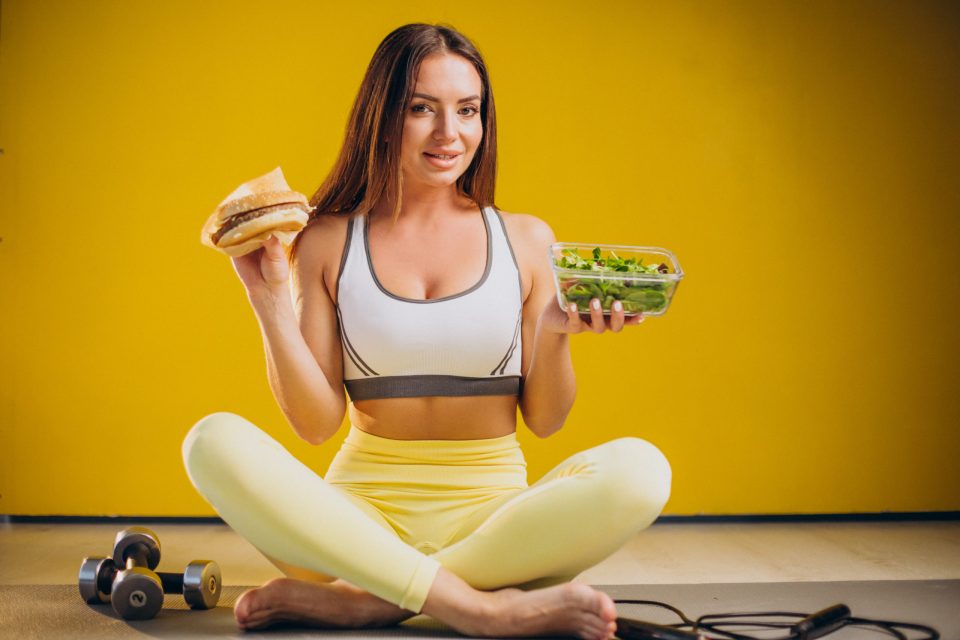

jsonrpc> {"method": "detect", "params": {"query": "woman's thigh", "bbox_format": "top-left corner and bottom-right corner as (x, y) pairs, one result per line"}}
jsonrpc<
(431, 437), (672, 590)
(181, 412), (441, 610)
(181, 411), (396, 533)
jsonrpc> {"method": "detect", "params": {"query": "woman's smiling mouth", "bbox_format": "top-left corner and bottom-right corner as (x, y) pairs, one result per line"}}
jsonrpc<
(423, 152), (461, 167)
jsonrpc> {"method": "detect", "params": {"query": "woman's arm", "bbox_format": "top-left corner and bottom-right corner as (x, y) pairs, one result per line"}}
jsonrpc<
(515, 216), (576, 438)
(513, 214), (645, 438)
(243, 220), (347, 445)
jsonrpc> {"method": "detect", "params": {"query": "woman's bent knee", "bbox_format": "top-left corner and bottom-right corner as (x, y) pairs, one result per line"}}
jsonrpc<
(598, 437), (672, 520)
(181, 412), (278, 483)
(183, 412), (239, 468)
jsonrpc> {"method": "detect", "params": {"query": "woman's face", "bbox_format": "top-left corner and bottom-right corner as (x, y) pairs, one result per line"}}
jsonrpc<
(399, 53), (484, 192)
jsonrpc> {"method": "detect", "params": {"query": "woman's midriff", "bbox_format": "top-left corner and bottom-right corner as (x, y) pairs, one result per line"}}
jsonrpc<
(348, 393), (519, 440)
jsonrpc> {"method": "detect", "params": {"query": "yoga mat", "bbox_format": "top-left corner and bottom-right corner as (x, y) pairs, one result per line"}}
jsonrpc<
(0, 581), (955, 639)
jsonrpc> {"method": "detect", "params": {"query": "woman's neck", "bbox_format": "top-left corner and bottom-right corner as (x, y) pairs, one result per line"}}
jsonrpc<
(372, 186), (476, 226)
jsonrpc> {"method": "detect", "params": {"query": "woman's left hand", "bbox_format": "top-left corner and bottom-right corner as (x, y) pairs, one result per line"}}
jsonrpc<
(538, 297), (645, 335)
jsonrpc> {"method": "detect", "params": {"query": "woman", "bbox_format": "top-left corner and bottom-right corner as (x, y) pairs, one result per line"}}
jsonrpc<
(182, 23), (671, 640)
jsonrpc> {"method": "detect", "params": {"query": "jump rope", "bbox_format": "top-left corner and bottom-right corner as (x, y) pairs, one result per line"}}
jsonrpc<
(612, 599), (940, 640)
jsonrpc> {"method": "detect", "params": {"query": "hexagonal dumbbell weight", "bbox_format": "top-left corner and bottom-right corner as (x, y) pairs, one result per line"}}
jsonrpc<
(77, 526), (221, 620)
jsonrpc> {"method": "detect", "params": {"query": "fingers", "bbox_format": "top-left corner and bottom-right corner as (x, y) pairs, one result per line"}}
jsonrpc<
(610, 301), (625, 332)
(565, 299), (646, 334)
(264, 234), (279, 253)
(589, 299), (645, 332)
(566, 302), (583, 332)
(589, 299), (605, 334)
(263, 235), (287, 260)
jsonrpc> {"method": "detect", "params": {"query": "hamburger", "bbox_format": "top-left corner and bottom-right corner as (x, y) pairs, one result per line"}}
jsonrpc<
(201, 167), (313, 257)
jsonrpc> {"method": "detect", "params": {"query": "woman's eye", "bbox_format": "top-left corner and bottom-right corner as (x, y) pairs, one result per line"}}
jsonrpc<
(410, 103), (479, 116)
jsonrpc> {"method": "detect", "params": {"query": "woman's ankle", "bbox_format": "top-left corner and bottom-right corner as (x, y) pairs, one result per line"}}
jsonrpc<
(419, 568), (492, 634)
(419, 573), (617, 640)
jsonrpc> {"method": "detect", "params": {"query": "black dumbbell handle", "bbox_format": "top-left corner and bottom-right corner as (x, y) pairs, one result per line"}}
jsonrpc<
(157, 572), (185, 594)
(112, 547), (192, 596)
(105, 566), (191, 596)
(123, 543), (154, 571)
(96, 562), (119, 598)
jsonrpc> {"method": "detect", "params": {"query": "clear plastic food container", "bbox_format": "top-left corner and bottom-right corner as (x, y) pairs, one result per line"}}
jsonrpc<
(549, 243), (684, 317)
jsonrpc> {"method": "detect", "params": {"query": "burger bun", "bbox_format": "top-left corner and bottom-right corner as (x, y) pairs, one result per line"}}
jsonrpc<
(201, 167), (313, 257)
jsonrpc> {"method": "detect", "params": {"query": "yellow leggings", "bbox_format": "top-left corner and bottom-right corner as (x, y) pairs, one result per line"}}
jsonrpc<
(181, 412), (671, 613)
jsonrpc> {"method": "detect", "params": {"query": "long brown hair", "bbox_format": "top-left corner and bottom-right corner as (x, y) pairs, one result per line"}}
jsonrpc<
(289, 23), (498, 267)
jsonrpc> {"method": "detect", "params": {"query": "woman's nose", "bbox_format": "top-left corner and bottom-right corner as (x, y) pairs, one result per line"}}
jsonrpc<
(433, 109), (457, 140)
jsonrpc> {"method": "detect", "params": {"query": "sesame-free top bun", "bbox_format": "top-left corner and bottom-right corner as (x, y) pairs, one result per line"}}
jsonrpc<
(200, 167), (313, 257)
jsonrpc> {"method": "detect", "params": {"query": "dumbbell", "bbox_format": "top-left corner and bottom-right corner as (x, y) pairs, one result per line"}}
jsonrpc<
(78, 526), (221, 620)
(78, 526), (164, 609)
(78, 556), (222, 617)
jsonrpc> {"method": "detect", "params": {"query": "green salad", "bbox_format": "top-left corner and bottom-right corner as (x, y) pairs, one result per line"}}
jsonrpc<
(554, 247), (671, 314)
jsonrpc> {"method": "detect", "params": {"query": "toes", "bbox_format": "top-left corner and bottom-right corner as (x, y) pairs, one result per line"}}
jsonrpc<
(234, 586), (277, 629)
(579, 618), (615, 640)
(597, 591), (618, 623)
(234, 589), (256, 621)
(606, 620), (617, 639)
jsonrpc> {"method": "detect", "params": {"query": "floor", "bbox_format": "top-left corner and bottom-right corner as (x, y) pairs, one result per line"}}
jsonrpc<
(1, 519), (958, 587)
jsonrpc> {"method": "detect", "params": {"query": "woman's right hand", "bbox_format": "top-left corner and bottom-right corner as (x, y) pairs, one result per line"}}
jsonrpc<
(230, 234), (290, 301)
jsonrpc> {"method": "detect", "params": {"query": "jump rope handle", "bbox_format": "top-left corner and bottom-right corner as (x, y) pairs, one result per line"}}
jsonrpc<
(791, 604), (851, 640)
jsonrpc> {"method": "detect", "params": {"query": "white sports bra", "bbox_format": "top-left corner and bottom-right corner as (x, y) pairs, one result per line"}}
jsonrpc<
(335, 206), (524, 401)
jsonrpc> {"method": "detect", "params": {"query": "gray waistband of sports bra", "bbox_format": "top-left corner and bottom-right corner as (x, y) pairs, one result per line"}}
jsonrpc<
(345, 375), (522, 401)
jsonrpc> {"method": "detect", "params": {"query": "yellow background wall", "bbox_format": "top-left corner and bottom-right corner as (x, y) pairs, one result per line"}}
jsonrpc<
(1, 1), (957, 517)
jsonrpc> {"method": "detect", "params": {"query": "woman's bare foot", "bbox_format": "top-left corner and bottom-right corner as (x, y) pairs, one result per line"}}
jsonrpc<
(234, 577), (414, 631)
(423, 569), (618, 640)
(486, 583), (617, 640)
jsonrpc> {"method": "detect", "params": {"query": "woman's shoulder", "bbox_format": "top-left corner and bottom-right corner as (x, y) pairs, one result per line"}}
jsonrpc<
(494, 208), (557, 252)
(292, 211), (357, 301)
(295, 212), (354, 263)
(493, 208), (558, 302)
